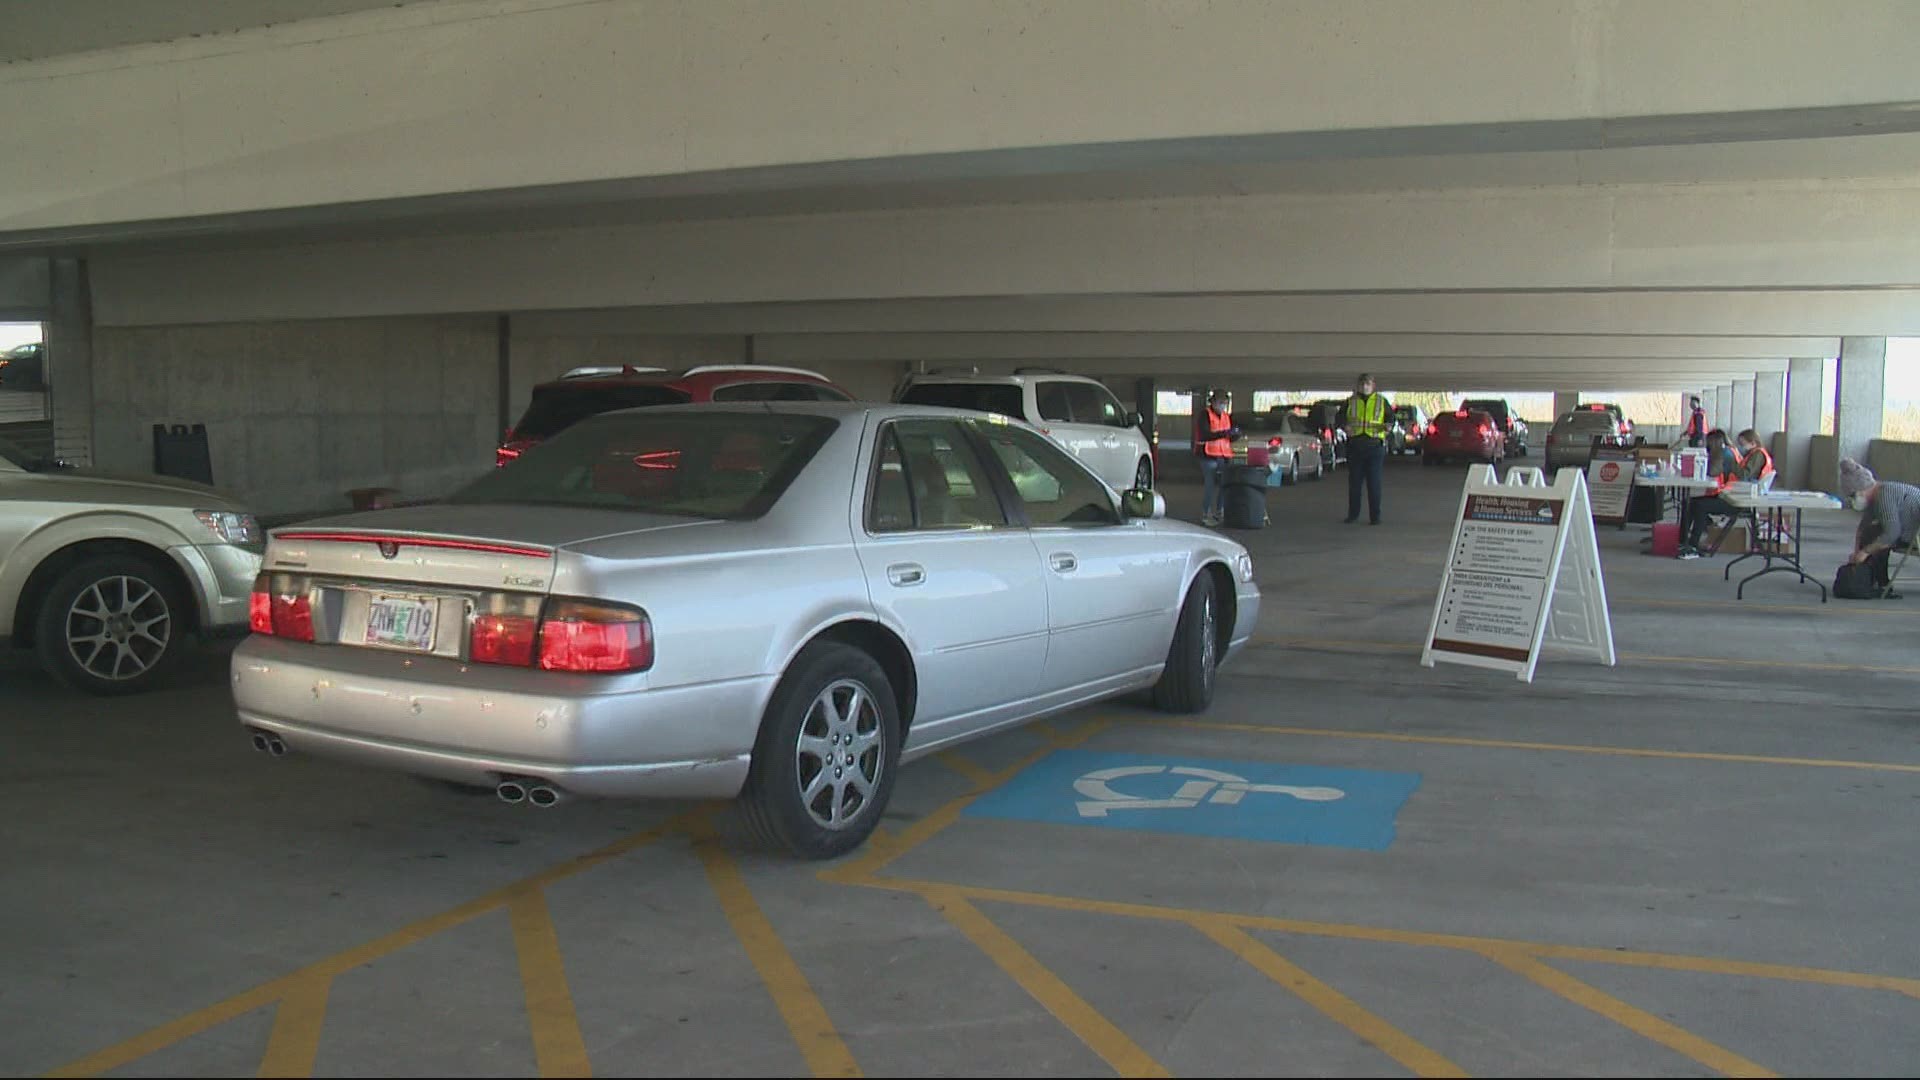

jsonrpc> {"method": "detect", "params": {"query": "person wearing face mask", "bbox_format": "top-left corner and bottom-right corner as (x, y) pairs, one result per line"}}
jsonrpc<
(1677, 429), (1742, 559)
(1734, 429), (1775, 483)
(1339, 372), (1393, 525)
(1195, 389), (1241, 527)
(1840, 458), (1920, 598)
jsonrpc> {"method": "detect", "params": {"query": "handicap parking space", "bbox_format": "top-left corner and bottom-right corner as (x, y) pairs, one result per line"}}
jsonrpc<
(10, 465), (1920, 1077)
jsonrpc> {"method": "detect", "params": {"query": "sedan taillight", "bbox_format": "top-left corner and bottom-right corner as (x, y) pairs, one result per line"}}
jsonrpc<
(250, 574), (314, 642)
(465, 597), (654, 673)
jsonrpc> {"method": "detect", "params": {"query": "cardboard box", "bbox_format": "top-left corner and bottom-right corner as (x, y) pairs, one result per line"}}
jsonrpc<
(1707, 521), (1751, 554)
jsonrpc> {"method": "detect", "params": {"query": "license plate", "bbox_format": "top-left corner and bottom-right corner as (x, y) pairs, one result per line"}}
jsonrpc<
(364, 595), (437, 652)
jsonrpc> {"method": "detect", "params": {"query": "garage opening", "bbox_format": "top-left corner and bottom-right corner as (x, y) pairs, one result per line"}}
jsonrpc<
(0, 320), (49, 462)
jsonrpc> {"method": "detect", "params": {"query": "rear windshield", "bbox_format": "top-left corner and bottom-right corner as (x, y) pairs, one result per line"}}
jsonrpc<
(1557, 413), (1617, 431)
(1461, 400), (1509, 418)
(1436, 411), (1491, 428)
(899, 382), (1025, 419)
(449, 412), (837, 519)
(513, 384), (693, 439)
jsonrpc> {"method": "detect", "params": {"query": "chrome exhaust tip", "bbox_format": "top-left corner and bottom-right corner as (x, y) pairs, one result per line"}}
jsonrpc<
(249, 731), (270, 753)
(265, 734), (288, 757)
(527, 785), (561, 808)
(496, 780), (528, 805)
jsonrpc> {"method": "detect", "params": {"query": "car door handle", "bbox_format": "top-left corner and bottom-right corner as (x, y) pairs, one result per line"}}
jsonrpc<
(886, 563), (925, 587)
(1049, 552), (1078, 573)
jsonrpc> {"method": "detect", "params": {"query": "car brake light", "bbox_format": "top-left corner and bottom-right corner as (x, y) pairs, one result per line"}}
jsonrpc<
(248, 589), (272, 634)
(1426, 423), (1437, 437)
(1268, 437), (1281, 448)
(539, 600), (652, 673)
(495, 446), (521, 468)
(249, 575), (315, 641)
(470, 613), (538, 666)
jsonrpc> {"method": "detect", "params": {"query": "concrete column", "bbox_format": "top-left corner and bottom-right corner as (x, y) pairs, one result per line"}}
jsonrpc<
(45, 257), (94, 467)
(1753, 371), (1785, 443)
(1225, 381), (1263, 416)
(1836, 336), (1887, 479)
(1552, 391), (1580, 419)
(1782, 357), (1825, 489)
(1730, 378), (1756, 435)
(1714, 384), (1732, 431)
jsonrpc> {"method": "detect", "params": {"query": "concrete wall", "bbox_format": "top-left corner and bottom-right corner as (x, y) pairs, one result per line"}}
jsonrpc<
(91, 316), (497, 514)
(1868, 438), (1920, 487)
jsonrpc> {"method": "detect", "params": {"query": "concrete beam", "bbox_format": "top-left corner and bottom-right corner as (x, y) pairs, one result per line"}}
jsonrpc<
(10, 0), (1920, 235)
(507, 292), (1920, 340)
(754, 332), (1836, 364)
(938, 355), (1788, 381)
(83, 176), (1920, 325)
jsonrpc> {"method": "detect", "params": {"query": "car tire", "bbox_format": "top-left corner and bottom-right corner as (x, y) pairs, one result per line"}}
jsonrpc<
(1134, 456), (1154, 492)
(1288, 455), (1300, 486)
(33, 555), (188, 695)
(1152, 573), (1220, 714)
(741, 641), (901, 860)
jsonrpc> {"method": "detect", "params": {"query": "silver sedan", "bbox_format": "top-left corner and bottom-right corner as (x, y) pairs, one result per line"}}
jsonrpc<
(232, 403), (1259, 858)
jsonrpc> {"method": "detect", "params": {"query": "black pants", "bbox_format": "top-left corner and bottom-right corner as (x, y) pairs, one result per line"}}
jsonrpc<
(1684, 494), (1735, 548)
(1860, 529), (1915, 587)
(1347, 437), (1386, 523)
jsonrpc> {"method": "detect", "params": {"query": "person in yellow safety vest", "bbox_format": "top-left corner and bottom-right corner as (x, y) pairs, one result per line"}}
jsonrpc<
(1339, 373), (1393, 525)
(1197, 389), (1241, 526)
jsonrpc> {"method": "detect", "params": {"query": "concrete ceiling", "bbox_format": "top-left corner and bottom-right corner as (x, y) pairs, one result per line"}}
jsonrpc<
(0, 0), (438, 64)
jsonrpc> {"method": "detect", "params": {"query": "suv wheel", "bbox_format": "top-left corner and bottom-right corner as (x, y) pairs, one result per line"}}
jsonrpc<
(1134, 456), (1154, 491)
(34, 556), (187, 695)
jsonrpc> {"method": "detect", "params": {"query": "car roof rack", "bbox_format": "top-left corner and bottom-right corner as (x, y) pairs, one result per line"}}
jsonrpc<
(1012, 366), (1069, 375)
(682, 364), (831, 380)
(560, 365), (667, 379)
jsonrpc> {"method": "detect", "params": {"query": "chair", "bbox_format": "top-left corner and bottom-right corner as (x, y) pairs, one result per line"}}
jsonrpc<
(1880, 535), (1920, 597)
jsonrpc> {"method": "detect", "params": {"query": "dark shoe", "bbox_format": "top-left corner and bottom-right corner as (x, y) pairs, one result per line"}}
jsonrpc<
(1342, 517), (1358, 524)
(1369, 519), (1382, 526)
(1884, 591), (1904, 600)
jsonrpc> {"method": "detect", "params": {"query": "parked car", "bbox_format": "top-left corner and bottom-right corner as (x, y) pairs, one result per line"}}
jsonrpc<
(895, 371), (1155, 492)
(0, 342), (45, 390)
(1422, 408), (1505, 466)
(1544, 410), (1626, 471)
(1232, 409), (1328, 484)
(0, 435), (262, 693)
(1579, 402), (1633, 438)
(497, 364), (852, 467)
(233, 403), (1258, 859)
(1285, 402), (1347, 468)
(1390, 405), (1430, 456)
(1459, 398), (1529, 457)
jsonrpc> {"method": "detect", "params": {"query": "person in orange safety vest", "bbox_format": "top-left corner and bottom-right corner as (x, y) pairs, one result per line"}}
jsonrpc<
(1197, 389), (1240, 526)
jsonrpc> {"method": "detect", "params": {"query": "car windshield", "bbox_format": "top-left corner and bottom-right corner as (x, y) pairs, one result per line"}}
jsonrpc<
(513, 384), (693, 439)
(899, 382), (1025, 419)
(447, 412), (838, 519)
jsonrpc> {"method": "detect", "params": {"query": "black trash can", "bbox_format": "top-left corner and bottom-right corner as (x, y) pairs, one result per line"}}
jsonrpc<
(1223, 464), (1269, 528)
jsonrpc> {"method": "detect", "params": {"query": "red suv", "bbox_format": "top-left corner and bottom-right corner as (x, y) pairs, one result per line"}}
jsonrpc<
(496, 365), (853, 466)
(1422, 409), (1505, 466)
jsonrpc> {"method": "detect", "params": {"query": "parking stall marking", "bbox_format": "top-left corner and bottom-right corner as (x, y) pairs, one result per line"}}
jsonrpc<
(963, 750), (1421, 850)
(507, 886), (593, 1079)
(691, 818), (862, 1080)
(1193, 918), (1466, 1078)
(1150, 717), (1920, 775)
(928, 888), (1170, 1079)
(255, 974), (331, 1079)
(1250, 633), (1920, 676)
(1481, 948), (1777, 1078)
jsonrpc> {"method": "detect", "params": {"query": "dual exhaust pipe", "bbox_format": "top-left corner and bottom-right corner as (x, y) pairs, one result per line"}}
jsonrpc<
(496, 777), (563, 808)
(246, 728), (563, 807)
(247, 728), (288, 757)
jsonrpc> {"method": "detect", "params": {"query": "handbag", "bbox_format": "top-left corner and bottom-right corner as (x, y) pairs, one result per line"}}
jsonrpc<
(1833, 561), (1880, 600)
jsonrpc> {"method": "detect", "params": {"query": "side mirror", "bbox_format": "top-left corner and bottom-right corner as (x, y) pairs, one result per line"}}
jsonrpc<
(1126, 411), (1144, 428)
(1121, 488), (1167, 520)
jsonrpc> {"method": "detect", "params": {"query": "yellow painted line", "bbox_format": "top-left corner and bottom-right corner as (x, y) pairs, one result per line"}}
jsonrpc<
(820, 719), (1113, 887)
(692, 825), (860, 1079)
(1248, 635), (1920, 676)
(1279, 583), (1920, 619)
(865, 878), (1920, 999)
(254, 974), (331, 1079)
(935, 750), (1001, 788)
(1152, 717), (1920, 775)
(927, 888), (1169, 1078)
(1195, 919), (1465, 1078)
(1480, 948), (1777, 1078)
(47, 815), (690, 1078)
(507, 887), (592, 1078)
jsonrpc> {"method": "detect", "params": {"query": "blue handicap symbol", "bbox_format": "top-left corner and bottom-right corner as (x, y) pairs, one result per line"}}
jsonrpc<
(963, 749), (1421, 850)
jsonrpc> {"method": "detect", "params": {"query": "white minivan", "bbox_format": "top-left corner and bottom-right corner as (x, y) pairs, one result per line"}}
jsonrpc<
(894, 373), (1156, 492)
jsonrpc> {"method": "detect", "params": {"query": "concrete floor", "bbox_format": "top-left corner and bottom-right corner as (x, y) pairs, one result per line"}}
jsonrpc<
(7, 457), (1920, 1077)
